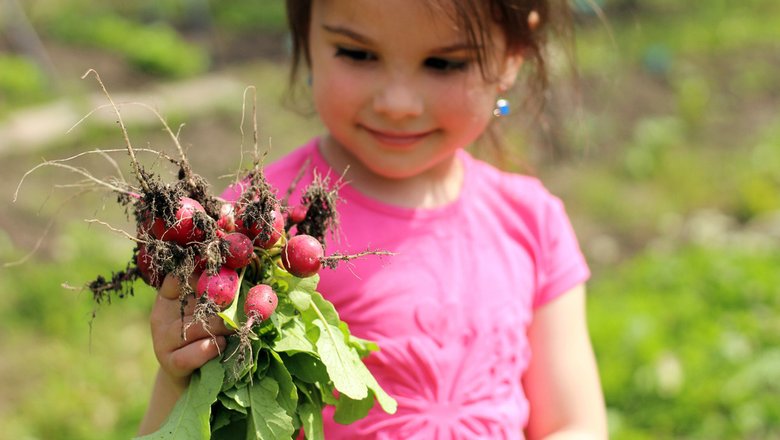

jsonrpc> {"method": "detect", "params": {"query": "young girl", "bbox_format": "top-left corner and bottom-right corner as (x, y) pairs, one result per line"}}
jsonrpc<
(139, 0), (608, 438)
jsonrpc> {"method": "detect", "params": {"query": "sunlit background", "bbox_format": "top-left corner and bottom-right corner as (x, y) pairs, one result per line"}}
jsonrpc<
(1, 1), (778, 438)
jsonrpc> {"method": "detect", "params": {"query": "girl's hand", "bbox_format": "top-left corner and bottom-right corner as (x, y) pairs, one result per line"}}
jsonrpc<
(140, 274), (233, 435)
(150, 274), (231, 386)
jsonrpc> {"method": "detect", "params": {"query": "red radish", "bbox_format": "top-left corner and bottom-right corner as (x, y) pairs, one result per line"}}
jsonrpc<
(244, 284), (278, 323)
(288, 204), (308, 225)
(193, 254), (207, 273)
(237, 207), (284, 249)
(281, 234), (323, 278)
(234, 204), (261, 238)
(136, 245), (163, 288)
(196, 266), (239, 308)
(151, 197), (206, 245)
(217, 202), (236, 233)
(222, 232), (253, 269)
(137, 210), (153, 237)
(256, 207), (284, 249)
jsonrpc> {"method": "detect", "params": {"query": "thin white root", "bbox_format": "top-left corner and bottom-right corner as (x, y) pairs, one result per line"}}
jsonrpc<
(14, 160), (134, 202)
(84, 219), (145, 243)
(82, 69), (150, 192)
(2, 216), (55, 268)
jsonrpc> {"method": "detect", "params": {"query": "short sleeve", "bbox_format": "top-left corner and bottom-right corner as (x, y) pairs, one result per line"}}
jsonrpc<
(533, 195), (590, 308)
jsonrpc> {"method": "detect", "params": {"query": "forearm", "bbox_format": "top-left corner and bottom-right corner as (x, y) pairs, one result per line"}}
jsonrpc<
(137, 368), (189, 435)
(524, 286), (608, 440)
(532, 429), (607, 440)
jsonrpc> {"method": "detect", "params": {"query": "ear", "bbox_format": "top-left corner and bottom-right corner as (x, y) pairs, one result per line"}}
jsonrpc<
(497, 53), (524, 92)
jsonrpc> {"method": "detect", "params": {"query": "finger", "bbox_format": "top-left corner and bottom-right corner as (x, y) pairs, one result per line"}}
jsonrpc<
(181, 316), (233, 343)
(165, 336), (227, 378)
(158, 274), (182, 300)
(151, 292), (197, 329)
(158, 273), (200, 301)
(153, 309), (233, 356)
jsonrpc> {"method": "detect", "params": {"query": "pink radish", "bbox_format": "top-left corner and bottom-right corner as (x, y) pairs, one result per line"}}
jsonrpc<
(281, 234), (323, 278)
(222, 232), (253, 269)
(244, 284), (278, 324)
(217, 202), (237, 233)
(287, 204), (308, 225)
(237, 206), (284, 249)
(136, 245), (163, 288)
(196, 266), (239, 308)
(151, 197), (206, 245)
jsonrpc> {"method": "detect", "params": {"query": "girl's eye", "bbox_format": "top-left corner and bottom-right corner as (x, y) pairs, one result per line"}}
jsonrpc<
(424, 57), (468, 72)
(335, 47), (377, 62)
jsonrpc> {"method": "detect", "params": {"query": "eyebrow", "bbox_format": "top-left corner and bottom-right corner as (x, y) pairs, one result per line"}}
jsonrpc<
(322, 24), (374, 45)
(322, 24), (479, 54)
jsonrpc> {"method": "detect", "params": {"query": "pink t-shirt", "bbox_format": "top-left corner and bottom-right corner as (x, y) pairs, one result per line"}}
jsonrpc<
(223, 138), (590, 439)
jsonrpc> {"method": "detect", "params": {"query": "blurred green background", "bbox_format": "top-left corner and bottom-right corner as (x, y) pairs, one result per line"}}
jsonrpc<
(1, 0), (779, 439)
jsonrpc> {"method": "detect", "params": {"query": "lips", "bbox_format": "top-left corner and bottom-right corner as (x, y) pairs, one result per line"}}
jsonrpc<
(362, 126), (434, 148)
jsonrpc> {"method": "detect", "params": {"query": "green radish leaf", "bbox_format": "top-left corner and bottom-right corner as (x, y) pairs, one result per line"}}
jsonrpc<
(253, 341), (272, 376)
(361, 367), (398, 416)
(273, 318), (317, 355)
(348, 332), (380, 358)
(287, 274), (319, 312)
(273, 300), (298, 326)
(307, 291), (340, 325)
(299, 400), (324, 440)
(268, 350), (299, 418)
(312, 319), (368, 400)
(135, 358), (224, 440)
(221, 385), (250, 412)
(308, 294), (397, 413)
(334, 393), (374, 425)
(295, 379), (325, 440)
(222, 336), (254, 389)
(211, 415), (247, 440)
(247, 376), (295, 439)
(211, 401), (245, 432)
(285, 353), (330, 385)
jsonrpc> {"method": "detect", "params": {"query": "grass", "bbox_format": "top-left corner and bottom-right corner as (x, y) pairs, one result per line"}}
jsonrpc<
(0, 224), (157, 440)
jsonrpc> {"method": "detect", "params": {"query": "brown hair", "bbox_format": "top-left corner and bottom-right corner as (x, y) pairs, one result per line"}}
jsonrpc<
(284, 0), (575, 169)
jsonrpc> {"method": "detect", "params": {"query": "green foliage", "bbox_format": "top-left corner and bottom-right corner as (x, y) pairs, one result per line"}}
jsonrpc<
(734, 122), (780, 220)
(0, 224), (157, 440)
(137, 359), (224, 439)
(46, 12), (209, 78)
(0, 55), (49, 112)
(622, 116), (684, 179)
(589, 245), (780, 439)
(139, 270), (395, 439)
(27, 0), (288, 31)
(2, 1), (779, 438)
(212, 0), (288, 32)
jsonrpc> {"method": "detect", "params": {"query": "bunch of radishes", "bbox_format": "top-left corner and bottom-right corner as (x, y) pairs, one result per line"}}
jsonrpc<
(20, 72), (395, 439)
(123, 170), (395, 440)
(132, 172), (330, 334)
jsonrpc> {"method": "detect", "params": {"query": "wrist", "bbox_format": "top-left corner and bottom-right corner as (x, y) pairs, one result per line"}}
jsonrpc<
(158, 367), (190, 393)
(138, 368), (191, 435)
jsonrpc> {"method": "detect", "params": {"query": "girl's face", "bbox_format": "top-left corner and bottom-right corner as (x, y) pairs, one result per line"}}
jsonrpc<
(308, 0), (522, 180)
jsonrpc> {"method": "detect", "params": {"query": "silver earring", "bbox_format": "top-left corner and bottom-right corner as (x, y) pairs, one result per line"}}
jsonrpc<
(493, 98), (510, 117)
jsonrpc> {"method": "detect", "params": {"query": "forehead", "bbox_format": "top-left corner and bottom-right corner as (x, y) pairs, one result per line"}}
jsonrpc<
(312, 0), (477, 44)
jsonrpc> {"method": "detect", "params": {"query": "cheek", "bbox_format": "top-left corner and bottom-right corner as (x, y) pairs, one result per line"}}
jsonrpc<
(312, 66), (364, 120)
(440, 73), (496, 107)
(434, 82), (496, 127)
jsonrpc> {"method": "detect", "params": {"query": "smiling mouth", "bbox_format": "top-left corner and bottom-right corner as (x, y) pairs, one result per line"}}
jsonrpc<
(362, 126), (434, 147)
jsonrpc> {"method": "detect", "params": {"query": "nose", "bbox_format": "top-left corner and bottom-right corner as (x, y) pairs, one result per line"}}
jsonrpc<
(372, 77), (424, 120)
